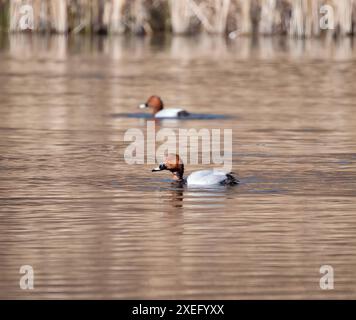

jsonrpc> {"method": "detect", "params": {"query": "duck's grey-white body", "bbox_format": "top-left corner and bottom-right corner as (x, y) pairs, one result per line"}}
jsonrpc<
(186, 169), (236, 186)
(155, 108), (186, 118)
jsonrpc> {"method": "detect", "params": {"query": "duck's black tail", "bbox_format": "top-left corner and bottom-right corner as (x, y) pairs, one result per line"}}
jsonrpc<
(224, 173), (239, 186)
(177, 110), (190, 117)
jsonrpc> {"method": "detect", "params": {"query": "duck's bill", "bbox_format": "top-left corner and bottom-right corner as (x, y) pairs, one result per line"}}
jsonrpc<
(152, 163), (166, 172)
(139, 103), (148, 109)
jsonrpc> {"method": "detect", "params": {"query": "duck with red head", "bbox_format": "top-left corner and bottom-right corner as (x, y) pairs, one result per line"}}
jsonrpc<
(152, 154), (184, 181)
(139, 96), (189, 118)
(152, 154), (239, 186)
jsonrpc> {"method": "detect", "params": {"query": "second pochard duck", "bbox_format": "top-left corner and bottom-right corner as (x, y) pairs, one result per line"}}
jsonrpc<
(139, 95), (190, 118)
(152, 154), (239, 186)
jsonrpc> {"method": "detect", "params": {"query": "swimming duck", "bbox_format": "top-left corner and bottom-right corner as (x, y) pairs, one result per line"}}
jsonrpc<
(139, 96), (190, 118)
(152, 154), (238, 186)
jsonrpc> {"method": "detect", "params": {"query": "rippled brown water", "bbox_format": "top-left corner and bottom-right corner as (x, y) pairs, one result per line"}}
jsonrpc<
(0, 34), (356, 299)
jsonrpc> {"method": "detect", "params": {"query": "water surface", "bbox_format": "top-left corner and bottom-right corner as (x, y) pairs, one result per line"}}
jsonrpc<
(0, 34), (356, 299)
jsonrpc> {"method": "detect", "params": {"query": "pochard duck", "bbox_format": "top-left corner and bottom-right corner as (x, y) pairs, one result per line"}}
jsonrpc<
(139, 96), (190, 118)
(152, 154), (238, 186)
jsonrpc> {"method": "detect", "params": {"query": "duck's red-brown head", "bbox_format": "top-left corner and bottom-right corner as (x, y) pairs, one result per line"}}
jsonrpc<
(152, 154), (184, 181)
(139, 95), (164, 115)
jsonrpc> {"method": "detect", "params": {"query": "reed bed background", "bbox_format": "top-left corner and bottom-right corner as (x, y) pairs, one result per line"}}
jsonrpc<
(0, 0), (355, 37)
